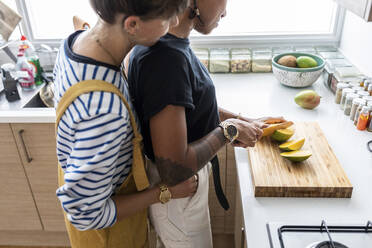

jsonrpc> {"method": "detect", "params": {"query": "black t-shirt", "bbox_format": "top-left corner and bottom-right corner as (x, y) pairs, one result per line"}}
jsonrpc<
(128, 33), (220, 161)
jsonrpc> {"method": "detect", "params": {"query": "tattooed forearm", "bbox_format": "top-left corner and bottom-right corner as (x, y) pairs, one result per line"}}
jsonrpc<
(191, 127), (227, 171)
(155, 157), (194, 186)
(155, 127), (228, 186)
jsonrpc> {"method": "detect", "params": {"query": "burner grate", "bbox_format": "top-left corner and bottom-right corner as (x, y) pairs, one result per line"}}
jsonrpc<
(277, 220), (372, 248)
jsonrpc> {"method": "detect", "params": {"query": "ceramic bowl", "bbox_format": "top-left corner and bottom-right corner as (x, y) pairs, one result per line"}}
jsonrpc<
(272, 52), (325, 88)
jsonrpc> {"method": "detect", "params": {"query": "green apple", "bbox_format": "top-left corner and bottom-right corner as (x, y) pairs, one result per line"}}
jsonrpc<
(296, 56), (318, 68)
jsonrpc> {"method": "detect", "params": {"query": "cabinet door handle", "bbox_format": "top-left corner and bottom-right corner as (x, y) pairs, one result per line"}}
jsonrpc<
(241, 227), (246, 248)
(18, 129), (33, 163)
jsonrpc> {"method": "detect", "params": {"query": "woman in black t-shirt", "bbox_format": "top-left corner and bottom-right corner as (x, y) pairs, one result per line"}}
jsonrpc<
(128, 0), (285, 247)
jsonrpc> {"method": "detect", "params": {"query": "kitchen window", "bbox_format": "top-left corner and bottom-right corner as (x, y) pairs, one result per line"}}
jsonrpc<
(13, 0), (345, 46)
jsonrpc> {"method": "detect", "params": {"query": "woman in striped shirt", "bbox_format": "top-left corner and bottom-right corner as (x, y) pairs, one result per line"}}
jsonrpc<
(53, 0), (194, 244)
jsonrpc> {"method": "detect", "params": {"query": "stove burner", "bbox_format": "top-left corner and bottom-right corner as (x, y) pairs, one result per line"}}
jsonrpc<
(307, 241), (348, 248)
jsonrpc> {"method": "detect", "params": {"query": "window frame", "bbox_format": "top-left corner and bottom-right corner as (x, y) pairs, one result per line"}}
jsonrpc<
(15, 0), (346, 48)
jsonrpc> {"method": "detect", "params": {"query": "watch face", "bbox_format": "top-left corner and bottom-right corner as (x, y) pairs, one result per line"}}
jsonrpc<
(227, 124), (238, 138)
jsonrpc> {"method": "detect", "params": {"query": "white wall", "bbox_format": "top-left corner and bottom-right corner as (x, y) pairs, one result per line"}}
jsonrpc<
(339, 10), (372, 77)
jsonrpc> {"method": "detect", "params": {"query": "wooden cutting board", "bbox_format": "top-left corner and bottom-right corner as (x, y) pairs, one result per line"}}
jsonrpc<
(247, 122), (353, 198)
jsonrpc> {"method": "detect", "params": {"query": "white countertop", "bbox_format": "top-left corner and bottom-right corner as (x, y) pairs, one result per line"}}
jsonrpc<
(1, 72), (371, 246)
(210, 73), (372, 248)
(0, 82), (56, 123)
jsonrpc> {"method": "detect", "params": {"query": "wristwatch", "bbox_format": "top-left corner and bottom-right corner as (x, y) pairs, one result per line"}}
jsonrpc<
(219, 121), (239, 143)
(159, 185), (172, 204)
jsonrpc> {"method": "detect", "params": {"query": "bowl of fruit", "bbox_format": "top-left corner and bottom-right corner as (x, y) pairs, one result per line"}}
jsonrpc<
(272, 52), (325, 88)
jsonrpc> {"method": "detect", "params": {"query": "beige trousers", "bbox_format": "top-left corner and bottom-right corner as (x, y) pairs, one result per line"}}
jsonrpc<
(147, 161), (213, 248)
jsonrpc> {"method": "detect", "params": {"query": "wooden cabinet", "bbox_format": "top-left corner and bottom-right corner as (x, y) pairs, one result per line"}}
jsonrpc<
(0, 123), (42, 231)
(234, 178), (246, 248)
(0, 122), (240, 246)
(11, 123), (66, 232)
(335, 0), (372, 21)
(0, 123), (69, 246)
(209, 144), (238, 235)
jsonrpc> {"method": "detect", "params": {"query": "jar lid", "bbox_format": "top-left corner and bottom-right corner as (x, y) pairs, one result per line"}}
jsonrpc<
(361, 105), (370, 112)
(346, 93), (359, 99)
(342, 88), (355, 94)
(353, 98), (367, 105)
(327, 58), (352, 68)
(352, 86), (364, 91)
(231, 48), (251, 55)
(335, 66), (362, 78)
(357, 90), (370, 96)
(210, 48), (229, 55)
(193, 48), (209, 55)
(315, 45), (338, 52)
(336, 83), (349, 89)
(319, 52), (344, 59)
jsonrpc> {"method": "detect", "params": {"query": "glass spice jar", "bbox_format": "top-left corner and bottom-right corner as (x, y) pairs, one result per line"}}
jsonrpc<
(334, 66), (362, 79)
(340, 88), (355, 110)
(349, 81), (363, 88)
(363, 80), (371, 91)
(252, 48), (272, 72)
(350, 98), (366, 121)
(318, 51), (344, 59)
(354, 102), (366, 126)
(230, 48), (251, 73)
(367, 102), (372, 132)
(324, 59), (352, 90)
(209, 48), (230, 73)
(315, 45), (338, 52)
(294, 46), (316, 53)
(272, 46), (293, 57)
(357, 90), (370, 98)
(193, 48), (209, 70)
(357, 106), (370, 130)
(344, 93), (359, 116)
(335, 83), (350, 104)
(330, 75), (361, 94)
(352, 86), (365, 92)
(368, 84), (372, 96)
(363, 96), (372, 102)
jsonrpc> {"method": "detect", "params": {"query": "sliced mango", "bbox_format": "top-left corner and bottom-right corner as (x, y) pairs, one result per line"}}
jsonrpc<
(271, 128), (294, 142)
(280, 150), (312, 162)
(262, 121), (294, 137)
(279, 138), (305, 151)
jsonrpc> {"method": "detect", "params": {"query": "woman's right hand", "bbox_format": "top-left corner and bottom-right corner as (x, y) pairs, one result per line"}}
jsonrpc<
(226, 118), (264, 148)
(168, 175), (198, 199)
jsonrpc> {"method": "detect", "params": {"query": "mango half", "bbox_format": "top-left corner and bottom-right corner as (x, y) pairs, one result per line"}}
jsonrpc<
(279, 138), (305, 151)
(280, 150), (312, 162)
(271, 128), (294, 142)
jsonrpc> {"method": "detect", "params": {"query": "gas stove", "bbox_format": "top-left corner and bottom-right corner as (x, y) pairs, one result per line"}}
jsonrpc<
(267, 220), (372, 248)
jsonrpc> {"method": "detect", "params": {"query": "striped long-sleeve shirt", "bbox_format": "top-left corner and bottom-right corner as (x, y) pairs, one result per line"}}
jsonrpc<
(54, 30), (136, 230)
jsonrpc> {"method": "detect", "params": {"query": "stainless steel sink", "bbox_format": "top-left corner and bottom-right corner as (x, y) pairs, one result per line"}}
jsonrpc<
(22, 91), (48, 108)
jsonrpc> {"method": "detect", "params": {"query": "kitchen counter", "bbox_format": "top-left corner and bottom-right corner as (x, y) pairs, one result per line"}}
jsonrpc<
(210, 73), (372, 248)
(0, 82), (55, 123)
(1, 73), (371, 247)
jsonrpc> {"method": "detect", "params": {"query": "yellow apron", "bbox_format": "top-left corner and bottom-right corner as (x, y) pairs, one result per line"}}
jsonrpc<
(56, 80), (150, 248)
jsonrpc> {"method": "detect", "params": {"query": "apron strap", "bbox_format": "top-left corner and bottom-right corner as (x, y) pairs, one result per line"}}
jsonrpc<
(55, 80), (149, 191)
(211, 155), (230, 210)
